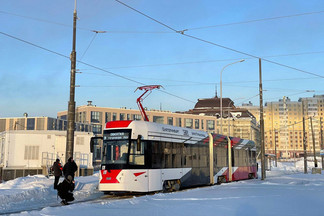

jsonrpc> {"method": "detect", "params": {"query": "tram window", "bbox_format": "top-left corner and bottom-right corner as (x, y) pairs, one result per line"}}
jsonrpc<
(152, 141), (163, 168)
(172, 143), (182, 168)
(164, 142), (172, 168)
(129, 140), (145, 165)
(103, 140), (129, 165)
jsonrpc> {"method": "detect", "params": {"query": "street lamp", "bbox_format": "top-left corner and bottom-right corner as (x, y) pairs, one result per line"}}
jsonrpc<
(220, 59), (245, 134)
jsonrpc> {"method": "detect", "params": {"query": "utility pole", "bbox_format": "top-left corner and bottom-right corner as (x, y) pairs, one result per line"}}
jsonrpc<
(320, 117), (324, 170)
(274, 129), (277, 167)
(259, 58), (266, 180)
(302, 100), (307, 174)
(66, 0), (77, 163)
(310, 117), (317, 167)
(283, 96), (288, 158)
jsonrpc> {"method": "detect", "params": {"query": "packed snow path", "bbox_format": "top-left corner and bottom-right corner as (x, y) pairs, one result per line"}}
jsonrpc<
(1, 160), (324, 216)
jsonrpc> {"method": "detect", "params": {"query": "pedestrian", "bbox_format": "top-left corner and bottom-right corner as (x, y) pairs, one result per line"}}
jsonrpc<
(51, 159), (63, 190)
(57, 175), (75, 205)
(63, 157), (78, 180)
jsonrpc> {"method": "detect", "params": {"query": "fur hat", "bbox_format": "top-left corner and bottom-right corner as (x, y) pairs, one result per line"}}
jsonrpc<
(66, 175), (73, 183)
(56, 159), (60, 162)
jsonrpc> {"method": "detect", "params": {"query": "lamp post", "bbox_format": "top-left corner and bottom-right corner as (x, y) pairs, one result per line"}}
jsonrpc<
(220, 59), (245, 134)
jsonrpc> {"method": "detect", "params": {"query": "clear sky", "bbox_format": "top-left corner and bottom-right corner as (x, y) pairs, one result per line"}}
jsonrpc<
(1, 0), (323, 118)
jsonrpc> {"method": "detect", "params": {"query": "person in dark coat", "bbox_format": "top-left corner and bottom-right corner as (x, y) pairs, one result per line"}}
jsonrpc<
(63, 157), (78, 180)
(57, 175), (75, 205)
(52, 159), (63, 189)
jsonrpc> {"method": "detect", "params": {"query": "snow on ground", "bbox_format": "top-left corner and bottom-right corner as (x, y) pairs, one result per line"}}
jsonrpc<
(1, 158), (324, 216)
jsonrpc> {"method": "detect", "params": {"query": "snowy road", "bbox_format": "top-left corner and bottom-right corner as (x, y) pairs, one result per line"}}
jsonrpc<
(1, 160), (324, 216)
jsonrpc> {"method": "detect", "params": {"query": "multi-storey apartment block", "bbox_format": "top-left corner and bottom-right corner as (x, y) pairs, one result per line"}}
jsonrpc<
(243, 95), (324, 158)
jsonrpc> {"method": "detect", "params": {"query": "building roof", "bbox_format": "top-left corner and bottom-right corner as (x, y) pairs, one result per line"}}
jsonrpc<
(193, 97), (234, 109)
(184, 96), (255, 119)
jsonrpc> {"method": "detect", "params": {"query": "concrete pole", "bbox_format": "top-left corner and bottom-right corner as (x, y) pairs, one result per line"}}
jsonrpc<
(320, 117), (323, 170)
(310, 117), (317, 167)
(66, 0), (77, 163)
(302, 100), (308, 174)
(259, 58), (266, 180)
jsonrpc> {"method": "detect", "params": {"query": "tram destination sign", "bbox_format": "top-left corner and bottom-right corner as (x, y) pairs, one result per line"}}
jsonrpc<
(104, 132), (129, 140)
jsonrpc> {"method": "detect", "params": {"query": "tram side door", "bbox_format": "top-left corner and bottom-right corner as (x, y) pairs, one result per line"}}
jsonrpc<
(148, 169), (162, 191)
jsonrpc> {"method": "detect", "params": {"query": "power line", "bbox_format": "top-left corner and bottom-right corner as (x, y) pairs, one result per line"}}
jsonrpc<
(79, 33), (98, 61)
(0, 31), (195, 104)
(78, 51), (324, 70)
(0, 10), (91, 31)
(80, 71), (320, 87)
(187, 10), (324, 31)
(0, 10), (172, 34)
(114, 0), (324, 79)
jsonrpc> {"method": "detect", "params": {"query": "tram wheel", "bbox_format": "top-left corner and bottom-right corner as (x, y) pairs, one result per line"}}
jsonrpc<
(217, 176), (226, 184)
(163, 180), (181, 192)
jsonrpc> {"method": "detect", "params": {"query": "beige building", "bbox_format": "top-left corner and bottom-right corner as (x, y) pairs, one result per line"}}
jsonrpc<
(57, 101), (220, 135)
(243, 95), (324, 158)
(57, 99), (260, 163)
(0, 116), (92, 133)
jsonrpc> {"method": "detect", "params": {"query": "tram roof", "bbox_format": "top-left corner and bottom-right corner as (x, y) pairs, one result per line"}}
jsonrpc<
(105, 120), (255, 149)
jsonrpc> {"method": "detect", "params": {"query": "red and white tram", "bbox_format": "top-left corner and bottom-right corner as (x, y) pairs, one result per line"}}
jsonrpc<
(96, 120), (257, 193)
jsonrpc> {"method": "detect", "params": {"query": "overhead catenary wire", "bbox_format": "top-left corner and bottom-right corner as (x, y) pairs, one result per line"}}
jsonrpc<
(187, 10), (324, 31)
(78, 50), (324, 71)
(114, 0), (324, 79)
(4, 30), (315, 101)
(2, 9), (324, 34)
(0, 31), (195, 104)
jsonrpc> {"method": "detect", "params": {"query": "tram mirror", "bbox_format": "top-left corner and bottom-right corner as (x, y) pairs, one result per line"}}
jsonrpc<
(90, 136), (103, 153)
(137, 135), (142, 151)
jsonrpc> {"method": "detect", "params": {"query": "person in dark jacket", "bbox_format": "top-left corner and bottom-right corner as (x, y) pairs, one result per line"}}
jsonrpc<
(63, 157), (78, 180)
(57, 175), (75, 205)
(52, 159), (63, 189)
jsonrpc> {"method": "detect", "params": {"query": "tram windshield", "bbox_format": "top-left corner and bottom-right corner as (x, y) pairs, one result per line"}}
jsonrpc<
(103, 131), (130, 165)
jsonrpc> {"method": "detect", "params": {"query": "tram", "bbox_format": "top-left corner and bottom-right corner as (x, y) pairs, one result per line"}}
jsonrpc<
(95, 120), (257, 193)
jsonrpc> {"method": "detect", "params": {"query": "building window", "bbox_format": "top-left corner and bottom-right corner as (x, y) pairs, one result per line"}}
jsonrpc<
(105, 112), (111, 123)
(132, 114), (141, 121)
(207, 120), (215, 130)
(176, 118), (182, 127)
(185, 118), (193, 128)
(195, 119), (199, 129)
(153, 116), (164, 124)
(59, 115), (67, 120)
(27, 118), (35, 130)
(127, 114), (131, 120)
(113, 113), (117, 121)
(201, 120), (204, 130)
(76, 137), (84, 145)
(167, 117), (173, 125)
(93, 125), (102, 134)
(58, 120), (63, 130)
(120, 113), (125, 121)
(91, 111), (102, 123)
(24, 146), (39, 160)
(47, 118), (56, 130)
(36, 118), (45, 130)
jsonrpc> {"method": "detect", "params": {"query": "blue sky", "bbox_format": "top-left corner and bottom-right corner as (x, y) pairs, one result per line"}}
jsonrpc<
(1, 0), (323, 117)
